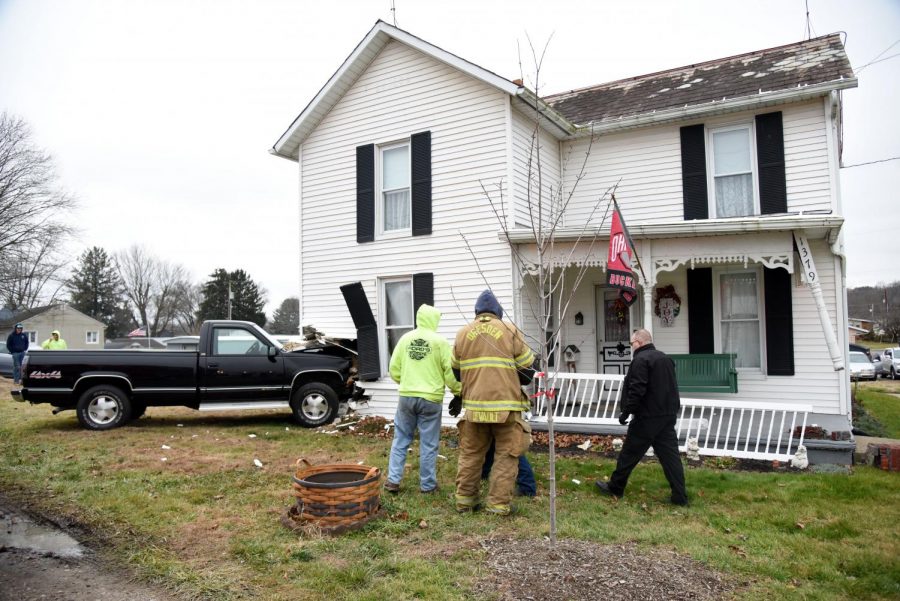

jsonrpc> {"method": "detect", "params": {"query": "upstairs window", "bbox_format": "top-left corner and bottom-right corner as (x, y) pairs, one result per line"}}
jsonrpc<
(709, 124), (758, 218)
(380, 142), (411, 234)
(681, 112), (786, 220)
(86, 331), (99, 344)
(357, 131), (431, 242)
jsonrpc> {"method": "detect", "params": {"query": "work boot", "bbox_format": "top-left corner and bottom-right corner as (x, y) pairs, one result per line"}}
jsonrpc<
(594, 480), (622, 498)
(384, 481), (400, 494)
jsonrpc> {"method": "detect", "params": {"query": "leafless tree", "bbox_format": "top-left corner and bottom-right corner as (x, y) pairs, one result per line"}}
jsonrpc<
(457, 36), (617, 545)
(0, 238), (68, 310)
(0, 112), (77, 308)
(116, 245), (193, 335)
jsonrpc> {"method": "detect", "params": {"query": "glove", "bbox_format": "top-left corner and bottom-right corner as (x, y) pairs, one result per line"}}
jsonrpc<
(618, 413), (630, 426)
(449, 395), (462, 418)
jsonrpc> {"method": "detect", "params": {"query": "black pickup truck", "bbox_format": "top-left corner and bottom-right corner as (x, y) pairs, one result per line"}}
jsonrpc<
(13, 320), (359, 431)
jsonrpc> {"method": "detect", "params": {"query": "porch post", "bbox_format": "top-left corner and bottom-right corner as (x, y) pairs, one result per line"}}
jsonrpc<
(793, 231), (844, 371)
(639, 241), (655, 336)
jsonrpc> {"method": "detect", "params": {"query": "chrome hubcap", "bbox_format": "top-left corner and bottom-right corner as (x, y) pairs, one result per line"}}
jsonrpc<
(302, 393), (326, 419)
(87, 396), (119, 424)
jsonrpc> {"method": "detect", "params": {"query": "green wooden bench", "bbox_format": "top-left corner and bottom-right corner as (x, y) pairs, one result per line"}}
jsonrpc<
(669, 353), (738, 393)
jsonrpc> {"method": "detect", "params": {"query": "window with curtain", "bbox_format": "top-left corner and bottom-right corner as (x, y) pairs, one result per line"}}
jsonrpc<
(718, 271), (761, 368)
(711, 126), (755, 218)
(381, 143), (410, 232)
(383, 278), (413, 360)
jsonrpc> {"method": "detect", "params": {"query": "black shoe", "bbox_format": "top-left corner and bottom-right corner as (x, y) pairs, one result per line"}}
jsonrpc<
(420, 486), (439, 494)
(455, 503), (483, 514)
(670, 496), (689, 507)
(595, 481), (621, 497)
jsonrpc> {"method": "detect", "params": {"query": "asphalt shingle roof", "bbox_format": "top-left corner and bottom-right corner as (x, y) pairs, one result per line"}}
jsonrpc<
(544, 33), (854, 127)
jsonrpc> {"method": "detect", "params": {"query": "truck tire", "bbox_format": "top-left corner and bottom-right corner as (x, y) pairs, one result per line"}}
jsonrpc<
(76, 385), (132, 430)
(291, 383), (338, 428)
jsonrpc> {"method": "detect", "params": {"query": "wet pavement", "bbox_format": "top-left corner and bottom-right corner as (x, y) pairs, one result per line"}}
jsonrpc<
(0, 501), (175, 601)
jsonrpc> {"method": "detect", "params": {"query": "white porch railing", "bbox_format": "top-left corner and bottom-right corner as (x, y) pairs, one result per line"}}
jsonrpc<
(533, 372), (810, 461)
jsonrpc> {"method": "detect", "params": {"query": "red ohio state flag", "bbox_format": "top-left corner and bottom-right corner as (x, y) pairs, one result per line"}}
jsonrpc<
(606, 207), (637, 306)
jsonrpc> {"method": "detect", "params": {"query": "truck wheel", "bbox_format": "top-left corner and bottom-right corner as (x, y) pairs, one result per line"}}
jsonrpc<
(291, 383), (338, 428)
(76, 385), (132, 430)
(893, 367), (897, 380)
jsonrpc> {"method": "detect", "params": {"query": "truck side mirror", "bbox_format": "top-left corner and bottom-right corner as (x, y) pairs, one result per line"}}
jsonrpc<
(268, 346), (278, 358)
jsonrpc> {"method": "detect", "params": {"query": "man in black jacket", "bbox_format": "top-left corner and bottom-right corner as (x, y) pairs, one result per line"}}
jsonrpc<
(595, 328), (688, 505)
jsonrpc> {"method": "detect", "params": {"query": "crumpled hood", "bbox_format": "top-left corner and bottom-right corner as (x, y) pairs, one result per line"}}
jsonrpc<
(416, 304), (441, 331)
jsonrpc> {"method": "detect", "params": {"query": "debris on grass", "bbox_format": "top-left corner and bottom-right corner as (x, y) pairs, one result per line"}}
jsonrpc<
(253, 459), (264, 468)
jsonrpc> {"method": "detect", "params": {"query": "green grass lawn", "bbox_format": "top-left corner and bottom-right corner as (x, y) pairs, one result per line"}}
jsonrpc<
(1, 381), (899, 601)
(856, 381), (900, 438)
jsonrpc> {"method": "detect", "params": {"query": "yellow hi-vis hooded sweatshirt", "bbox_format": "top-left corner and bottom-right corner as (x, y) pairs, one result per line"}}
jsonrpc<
(389, 304), (461, 403)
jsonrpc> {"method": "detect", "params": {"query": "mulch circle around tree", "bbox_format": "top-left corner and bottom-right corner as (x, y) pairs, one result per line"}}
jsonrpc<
(473, 536), (737, 601)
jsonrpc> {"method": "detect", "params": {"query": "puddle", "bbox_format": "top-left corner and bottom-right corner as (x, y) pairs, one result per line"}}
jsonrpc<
(0, 507), (84, 558)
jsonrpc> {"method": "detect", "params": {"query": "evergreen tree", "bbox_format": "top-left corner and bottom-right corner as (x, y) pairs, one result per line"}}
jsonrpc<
(66, 246), (131, 338)
(269, 297), (300, 334)
(197, 268), (267, 326)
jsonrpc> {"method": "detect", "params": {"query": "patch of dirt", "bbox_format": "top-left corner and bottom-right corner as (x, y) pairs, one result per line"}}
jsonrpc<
(473, 536), (736, 601)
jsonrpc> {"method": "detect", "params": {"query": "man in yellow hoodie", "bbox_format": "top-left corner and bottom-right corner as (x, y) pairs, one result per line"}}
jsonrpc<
(41, 330), (67, 350)
(385, 304), (460, 494)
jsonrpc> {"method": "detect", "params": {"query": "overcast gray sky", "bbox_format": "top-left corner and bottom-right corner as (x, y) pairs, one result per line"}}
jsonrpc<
(1, 0), (898, 314)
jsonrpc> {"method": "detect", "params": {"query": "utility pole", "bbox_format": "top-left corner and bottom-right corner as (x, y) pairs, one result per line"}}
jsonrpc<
(227, 277), (233, 320)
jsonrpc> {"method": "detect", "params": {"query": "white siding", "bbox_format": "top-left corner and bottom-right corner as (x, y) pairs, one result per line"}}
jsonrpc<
(299, 39), (514, 360)
(510, 107), (562, 229)
(558, 101), (834, 225)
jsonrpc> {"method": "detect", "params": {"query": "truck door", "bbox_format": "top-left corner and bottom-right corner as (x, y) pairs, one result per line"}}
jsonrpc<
(200, 326), (285, 403)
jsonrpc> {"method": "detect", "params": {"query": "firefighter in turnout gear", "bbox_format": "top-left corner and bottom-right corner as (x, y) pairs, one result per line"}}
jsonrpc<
(452, 290), (535, 515)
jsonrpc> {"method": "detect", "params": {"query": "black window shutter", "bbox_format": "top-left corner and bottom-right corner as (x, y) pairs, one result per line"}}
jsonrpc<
(763, 267), (794, 375)
(687, 268), (714, 353)
(755, 112), (787, 215)
(356, 144), (375, 243)
(680, 124), (709, 220)
(339, 282), (381, 380)
(412, 272), (434, 321)
(410, 131), (432, 236)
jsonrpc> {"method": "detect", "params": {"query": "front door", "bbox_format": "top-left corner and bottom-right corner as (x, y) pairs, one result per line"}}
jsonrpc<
(595, 285), (639, 376)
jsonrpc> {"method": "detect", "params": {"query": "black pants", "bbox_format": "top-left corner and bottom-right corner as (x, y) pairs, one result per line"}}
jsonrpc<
(608, 415), (687, 503)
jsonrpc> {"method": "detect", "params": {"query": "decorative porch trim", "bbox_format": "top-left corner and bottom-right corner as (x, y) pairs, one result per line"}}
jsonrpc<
(654, 253), (793, 274)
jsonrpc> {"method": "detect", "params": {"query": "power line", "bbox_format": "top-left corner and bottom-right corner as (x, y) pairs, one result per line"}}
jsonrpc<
(855, 38), (900, 74)
(842, 156), (900, 169)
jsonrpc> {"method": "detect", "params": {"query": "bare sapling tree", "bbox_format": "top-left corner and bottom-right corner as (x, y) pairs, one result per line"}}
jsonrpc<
(456, 35), (618, 545)
(0, 112), (77, 309)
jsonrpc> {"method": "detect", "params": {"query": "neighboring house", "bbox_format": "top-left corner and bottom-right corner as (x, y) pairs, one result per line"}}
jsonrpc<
(848, 325), (869, 344)
(848, 317), (874, 332)
(271, 22), (858, 461)
(1, 304), (106, 350)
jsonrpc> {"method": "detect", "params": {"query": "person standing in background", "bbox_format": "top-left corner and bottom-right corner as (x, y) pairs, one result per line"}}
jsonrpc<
(41, 330), (67, 350)
(6, 323), (29, 384)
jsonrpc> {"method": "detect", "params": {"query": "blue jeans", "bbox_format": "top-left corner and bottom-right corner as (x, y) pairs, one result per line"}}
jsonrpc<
(11, 351), (25, 384)
(481, 439), (537, 496)
(387, 396), (443, 491)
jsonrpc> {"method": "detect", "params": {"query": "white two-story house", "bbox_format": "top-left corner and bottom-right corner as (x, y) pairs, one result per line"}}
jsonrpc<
(271, 21), (858, 463)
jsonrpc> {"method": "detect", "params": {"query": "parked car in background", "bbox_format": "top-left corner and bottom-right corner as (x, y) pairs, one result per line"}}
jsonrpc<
(871, 352), (886, 378)
(849, 351), (876, 381)
(0, 341), (13, 379)
(878, 348), (900, 380)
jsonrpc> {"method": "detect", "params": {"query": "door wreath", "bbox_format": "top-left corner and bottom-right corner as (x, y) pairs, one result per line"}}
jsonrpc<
(654, 285), (681, 327)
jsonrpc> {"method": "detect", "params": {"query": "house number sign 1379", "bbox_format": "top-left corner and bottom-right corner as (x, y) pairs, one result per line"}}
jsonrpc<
(793, 232), (818, 284)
